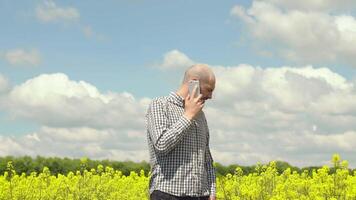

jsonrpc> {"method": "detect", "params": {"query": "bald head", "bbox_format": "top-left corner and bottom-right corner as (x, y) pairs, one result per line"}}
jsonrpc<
(182, 64), (215, 84)
(176, 64), (216, 101)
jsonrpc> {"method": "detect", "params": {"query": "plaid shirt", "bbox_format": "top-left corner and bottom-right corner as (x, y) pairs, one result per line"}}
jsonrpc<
(146, 92), (216, 197)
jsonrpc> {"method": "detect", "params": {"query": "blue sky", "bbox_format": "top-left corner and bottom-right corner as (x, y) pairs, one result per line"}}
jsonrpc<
(0, 0), (257, 135)
(1, 0), (356, 167)
(1, 0), (250, 93)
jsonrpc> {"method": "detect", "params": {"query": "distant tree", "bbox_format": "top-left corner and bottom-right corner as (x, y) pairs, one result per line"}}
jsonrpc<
(0, 155), (353, 176)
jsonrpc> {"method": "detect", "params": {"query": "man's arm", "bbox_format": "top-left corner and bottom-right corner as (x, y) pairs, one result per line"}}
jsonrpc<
(146, 99), (192, 155)
(205, 120), (216, 198)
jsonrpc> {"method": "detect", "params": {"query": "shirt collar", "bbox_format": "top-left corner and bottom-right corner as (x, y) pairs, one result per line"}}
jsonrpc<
(168, 92), (184, 108)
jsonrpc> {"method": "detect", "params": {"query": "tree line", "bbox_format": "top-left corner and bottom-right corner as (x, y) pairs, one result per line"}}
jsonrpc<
(0, 155), (352, 177)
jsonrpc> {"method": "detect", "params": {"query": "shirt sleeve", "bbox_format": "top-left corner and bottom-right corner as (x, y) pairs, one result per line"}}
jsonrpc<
(146, 99), (192, 155)
(205, 118), (216, 197)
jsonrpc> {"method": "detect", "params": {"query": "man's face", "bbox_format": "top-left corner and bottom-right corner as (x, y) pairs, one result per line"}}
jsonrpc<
(200, 79), (215, 102)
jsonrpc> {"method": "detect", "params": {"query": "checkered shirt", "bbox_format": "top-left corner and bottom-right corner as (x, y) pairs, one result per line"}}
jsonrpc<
(146, 92), (216, 197)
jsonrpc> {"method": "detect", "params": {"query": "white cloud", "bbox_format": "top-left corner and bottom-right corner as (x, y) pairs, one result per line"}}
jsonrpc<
(0, 136), (29, 156)
(159, 49), (195, 70)
(259, 0), (356, 12)
(1, 71), (170, 162)
(3, 49), (41, 66)
(83, 25), (94, 37)
(36, 0), (80, 23)
(0, 73), (150, 161)
(0, 126), (148, 161)
(35, 1), (106, 41)
(0, 74), (9, 93)
(231, 1), (356, 65)
(205, 64), (356, 167)
(82, 25), (107, 41)
(1, 65), (356, 167)
(4, 73), (150, 129)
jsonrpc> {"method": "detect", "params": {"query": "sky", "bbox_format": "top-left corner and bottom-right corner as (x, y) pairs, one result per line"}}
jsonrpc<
(1, 0), (356, 168)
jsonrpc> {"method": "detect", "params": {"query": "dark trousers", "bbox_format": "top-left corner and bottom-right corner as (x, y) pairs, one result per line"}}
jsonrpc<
(150, 190), (209, 200)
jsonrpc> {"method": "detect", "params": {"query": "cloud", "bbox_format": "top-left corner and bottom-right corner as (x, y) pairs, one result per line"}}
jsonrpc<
(35, 1), (106, 41)
(1, 65), (356, 167)
(0, 74), (9, 94)
(205, 64), (356, 166)
(82, 25), (107, 41)
(36, 0), (80, 23)
(83, 25), (94, 37)
(259, 0), (356, 12)
(0, 126), (148, 161)
(3, 73), (151, 129)
(2, 49), (41, 66)
(158, 49), (195, 70)
(0, 73), (150, 161)
(231, 1), (356, 66)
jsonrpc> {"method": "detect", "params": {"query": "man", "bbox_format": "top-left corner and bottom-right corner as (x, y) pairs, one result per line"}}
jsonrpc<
(146, 64), (216, 200)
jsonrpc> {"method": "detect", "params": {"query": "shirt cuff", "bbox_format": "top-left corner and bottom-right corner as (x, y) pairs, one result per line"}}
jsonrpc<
(210, 182), (216, 197)
(181, 115), (193, 126)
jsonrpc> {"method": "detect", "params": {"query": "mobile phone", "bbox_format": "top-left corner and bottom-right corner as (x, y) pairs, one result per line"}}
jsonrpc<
(188, 80), (200, 98)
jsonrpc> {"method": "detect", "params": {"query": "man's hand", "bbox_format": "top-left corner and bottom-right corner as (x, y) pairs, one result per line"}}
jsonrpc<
(209, 195), (216, 200)
(183, 86), (204, 120)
